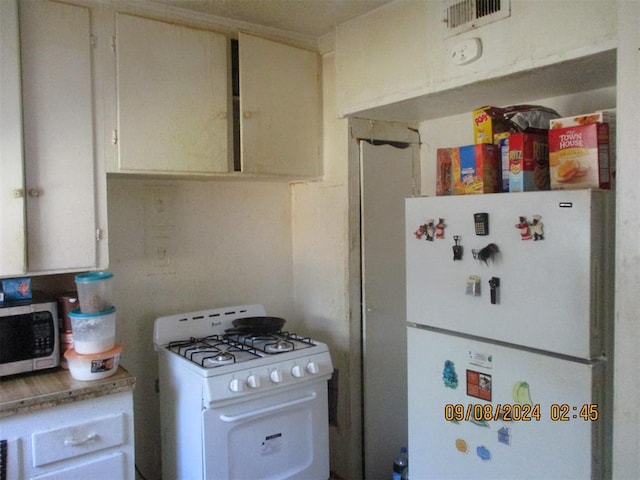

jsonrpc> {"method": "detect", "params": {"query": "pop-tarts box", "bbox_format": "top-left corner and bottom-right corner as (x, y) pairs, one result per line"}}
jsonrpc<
(453, 144), (501, 194)
(473, 107), (510, 144)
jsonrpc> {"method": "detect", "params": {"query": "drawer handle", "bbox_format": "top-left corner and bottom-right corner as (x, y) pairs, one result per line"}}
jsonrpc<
(64, 432), (98, 446)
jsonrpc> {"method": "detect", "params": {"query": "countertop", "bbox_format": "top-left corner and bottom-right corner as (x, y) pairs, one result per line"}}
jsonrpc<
(0, 366), (135, 418)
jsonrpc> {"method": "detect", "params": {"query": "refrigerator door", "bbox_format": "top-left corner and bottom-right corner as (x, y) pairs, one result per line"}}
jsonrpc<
(407, 326), (605, 480)
(405, 190), (614, 359)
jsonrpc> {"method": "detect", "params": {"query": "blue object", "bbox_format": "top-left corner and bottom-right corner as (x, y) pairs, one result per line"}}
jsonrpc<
(74, 271), (113, 283)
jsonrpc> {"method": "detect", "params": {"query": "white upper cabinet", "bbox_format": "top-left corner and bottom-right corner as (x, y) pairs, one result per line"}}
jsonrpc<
(6, 0), (108, 276)
(107, 15), (321, 180)
(336, 0), (617, 121)
(239, 32), (321, 178)
(0, 0), (26, 276)
(113, 14), (230, 174)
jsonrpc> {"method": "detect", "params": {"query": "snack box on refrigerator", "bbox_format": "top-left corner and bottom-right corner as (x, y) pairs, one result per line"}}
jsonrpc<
(436, 148), (455, 196)
(496, 133), (510, 192)
(453, 144), (501, 195)
(472, 106), (510, 144)
(508, 132), (549, 192)
(550, 110), (616, 187)
(548, 123), (611, 190)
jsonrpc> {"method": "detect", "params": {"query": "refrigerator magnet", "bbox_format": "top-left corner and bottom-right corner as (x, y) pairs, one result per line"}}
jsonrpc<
(497, 426), (511, 446)
(452, 235), (463, 260)
(435, 218), (446, 239)
(472, 243), (499, 264)
(531, 215), (544, 240)
(476, 445), (492, 462)
(466, 369), (492, 401)
(413, 219), (435, 241)
(455, 438), (469, 454)
(516, 216), (532, 240)
(442, 360), (459, 389)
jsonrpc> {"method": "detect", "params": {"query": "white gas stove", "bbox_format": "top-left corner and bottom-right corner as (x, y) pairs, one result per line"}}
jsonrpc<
(154, 304), (333, 480)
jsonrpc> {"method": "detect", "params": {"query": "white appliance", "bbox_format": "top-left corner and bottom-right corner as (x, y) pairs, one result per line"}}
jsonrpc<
(153, 304), (333, 480)
(405, 190), (614, 479)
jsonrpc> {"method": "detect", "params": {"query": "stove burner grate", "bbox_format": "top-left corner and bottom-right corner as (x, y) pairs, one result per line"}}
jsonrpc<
(168, 335), (261, 368)
(225, 331), (316, 354)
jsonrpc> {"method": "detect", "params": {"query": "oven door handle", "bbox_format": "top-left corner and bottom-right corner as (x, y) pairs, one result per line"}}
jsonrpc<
(219, 392), (317, 423)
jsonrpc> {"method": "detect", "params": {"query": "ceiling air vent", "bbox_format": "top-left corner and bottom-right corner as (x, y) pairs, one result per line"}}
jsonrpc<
(442, 0), (510, 38)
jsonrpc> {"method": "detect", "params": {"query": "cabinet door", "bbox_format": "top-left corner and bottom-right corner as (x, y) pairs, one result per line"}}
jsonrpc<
(19, 0), (98, 273)
(0, 0), (26, 276)
(239, 33), (320, 178)
(115, 14), (229, 174)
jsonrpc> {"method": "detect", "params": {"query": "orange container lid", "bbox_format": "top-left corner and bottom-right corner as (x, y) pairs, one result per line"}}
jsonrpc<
(64, 343), (122, 360)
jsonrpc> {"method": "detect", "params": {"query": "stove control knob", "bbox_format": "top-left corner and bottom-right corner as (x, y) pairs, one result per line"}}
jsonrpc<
(246, 374), (261, 389)
(229, 377), (243, 393)
(291, 364), (305, 378)
(306, 361), (319, 375)
(270, 369), (284, 384)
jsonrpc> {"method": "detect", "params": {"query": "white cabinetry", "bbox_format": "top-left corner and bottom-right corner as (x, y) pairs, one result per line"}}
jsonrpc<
(1, 391), (135, 480)
(239, 32), (321, 178)
(0, 0), (26, 275)
(107, 13), (320, 180)
(114, 13), (230, 174)
(0, 0), (108, 277)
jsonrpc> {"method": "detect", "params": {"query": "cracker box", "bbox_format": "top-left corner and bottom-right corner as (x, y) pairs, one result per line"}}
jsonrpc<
(453, 144), (501, 195)
(473, 107), (510, 144)
(436, 148), (455, 196)
(549, 109), (616, 186)
(508, 133), (549, 192)
(548, 123), (611, 190)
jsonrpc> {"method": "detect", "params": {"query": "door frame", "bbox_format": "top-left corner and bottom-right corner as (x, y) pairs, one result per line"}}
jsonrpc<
(346, 118), (420, 478)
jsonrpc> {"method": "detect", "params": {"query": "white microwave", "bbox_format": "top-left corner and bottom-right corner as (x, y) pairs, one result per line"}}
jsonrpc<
(0, 300), (59, 377)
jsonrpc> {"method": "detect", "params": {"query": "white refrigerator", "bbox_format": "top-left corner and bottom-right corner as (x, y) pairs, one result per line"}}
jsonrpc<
(405, 190), (614, 479)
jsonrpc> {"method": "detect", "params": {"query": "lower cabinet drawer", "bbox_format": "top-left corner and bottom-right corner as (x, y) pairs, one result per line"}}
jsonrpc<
(31, 413), (125, 467)
(31, 451), (126, 480)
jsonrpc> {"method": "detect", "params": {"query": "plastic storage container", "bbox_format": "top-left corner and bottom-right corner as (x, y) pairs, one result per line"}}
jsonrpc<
(74, 271), (114, 313)
(68, 307), (116, 354)
(65, 344), (121, 381)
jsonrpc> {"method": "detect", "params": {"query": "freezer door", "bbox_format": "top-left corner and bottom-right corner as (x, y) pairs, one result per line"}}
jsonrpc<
(406, 190), (614, 359)
(407, 326), (606, 480)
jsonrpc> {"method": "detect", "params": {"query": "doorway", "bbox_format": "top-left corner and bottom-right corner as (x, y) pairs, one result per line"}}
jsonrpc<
(359, 129), (420, 479)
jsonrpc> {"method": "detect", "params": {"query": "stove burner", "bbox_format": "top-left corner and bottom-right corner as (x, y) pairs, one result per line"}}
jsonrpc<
(265, 339), (294, 353)
(204, 351), (235, 366)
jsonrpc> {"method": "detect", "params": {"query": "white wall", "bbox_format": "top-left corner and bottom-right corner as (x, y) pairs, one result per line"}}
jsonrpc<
(336, 0), (617, 118)
(107, 177), (294, 479)
(291, 50), (355, 478)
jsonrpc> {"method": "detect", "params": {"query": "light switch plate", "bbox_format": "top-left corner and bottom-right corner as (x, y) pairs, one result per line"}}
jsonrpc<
(450, 37), (482, 65)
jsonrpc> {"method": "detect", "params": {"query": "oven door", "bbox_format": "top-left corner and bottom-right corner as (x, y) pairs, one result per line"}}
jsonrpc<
(202, 379), (329, 480)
